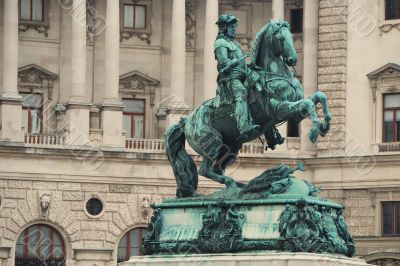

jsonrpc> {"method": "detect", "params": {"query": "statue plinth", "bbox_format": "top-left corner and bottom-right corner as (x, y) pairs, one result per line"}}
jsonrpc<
(141, 172), (355, 258)
(120, 252), (372, 266)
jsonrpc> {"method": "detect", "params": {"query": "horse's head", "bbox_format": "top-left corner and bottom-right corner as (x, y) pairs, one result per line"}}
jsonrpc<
(266, 20), (297, 66)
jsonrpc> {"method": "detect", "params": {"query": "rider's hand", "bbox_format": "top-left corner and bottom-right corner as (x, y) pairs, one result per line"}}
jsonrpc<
(230, 58), (239, 67)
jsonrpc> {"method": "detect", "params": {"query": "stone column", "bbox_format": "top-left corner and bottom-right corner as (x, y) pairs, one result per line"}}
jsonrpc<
(66, 0), (91, 145)
(101, 0), (124, 148)
(0, 0), (24, 142)
(301, 0), (318, 153)
(272, 0), (284, 20)
(203, 0), (219, 101)
(167, 0), (190, 126)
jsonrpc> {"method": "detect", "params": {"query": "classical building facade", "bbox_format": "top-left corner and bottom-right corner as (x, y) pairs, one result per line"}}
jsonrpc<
(0, 0), (399, 265)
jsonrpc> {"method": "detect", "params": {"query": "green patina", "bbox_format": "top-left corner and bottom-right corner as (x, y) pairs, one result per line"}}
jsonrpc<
(143, 17), (354, 258)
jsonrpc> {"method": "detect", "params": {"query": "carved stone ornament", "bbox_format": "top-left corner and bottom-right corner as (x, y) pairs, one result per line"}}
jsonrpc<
(186, 0), (196, 49)
(139, 195), (152, 221)
(18, 64), (58, 100)
(39, 192), (51, 219)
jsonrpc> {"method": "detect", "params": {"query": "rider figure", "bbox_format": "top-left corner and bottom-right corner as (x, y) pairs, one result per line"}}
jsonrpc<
(214, 15), (260, 138)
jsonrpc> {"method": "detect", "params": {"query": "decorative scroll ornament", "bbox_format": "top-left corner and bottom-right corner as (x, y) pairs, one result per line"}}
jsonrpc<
(19, 24), (49, 37)
(379, 23), (400, 33)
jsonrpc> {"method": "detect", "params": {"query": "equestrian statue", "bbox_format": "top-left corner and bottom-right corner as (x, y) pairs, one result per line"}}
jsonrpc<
(165, 15), (332, 198)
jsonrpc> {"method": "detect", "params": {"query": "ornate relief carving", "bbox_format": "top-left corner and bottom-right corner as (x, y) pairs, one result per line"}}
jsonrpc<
(186, 0), (196, 49)
(18, 64), (58, 100)
(140, 195), (152, 221)
(18, 0), (50, 37)
(378, 143), (400, 152)
(367, 63), (400, 79)
(86, 0), (96, 42)
(285, 0), (303, 8)
(39, 192), (51, 219)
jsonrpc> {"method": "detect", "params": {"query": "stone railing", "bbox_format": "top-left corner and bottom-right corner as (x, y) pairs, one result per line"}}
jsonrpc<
(24, 133), (66, 147)
(125, 138), (165, 153)
(239, 142), (265, 157)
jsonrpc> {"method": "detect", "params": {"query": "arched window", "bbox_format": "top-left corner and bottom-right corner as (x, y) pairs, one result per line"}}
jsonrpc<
(117, 227), (147, 263)
(15, 224), (65, 266)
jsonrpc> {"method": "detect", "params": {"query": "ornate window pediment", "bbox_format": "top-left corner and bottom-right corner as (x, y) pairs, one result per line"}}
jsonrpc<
(18, 64), (58, 99)
(367, 63), (400, 152)
(119, 70), (160, 105)
(367, 63), (400, 79)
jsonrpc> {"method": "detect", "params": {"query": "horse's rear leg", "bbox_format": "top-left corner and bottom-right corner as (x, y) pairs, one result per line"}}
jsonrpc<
(199, 157), (239, 188)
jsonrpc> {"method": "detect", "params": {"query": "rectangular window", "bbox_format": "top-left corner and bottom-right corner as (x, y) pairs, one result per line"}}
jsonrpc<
(383, 94), (400, 143)
(287, 119), (300, 137)
(123, 99), (145, 139)
(123, 4), (146, 29)
(290, 8), (303, 33)
(382, 201), (400, 236)
(386, 0), (400, 20)
(21, 93), (43, 134)
(19, 0), (44, 22)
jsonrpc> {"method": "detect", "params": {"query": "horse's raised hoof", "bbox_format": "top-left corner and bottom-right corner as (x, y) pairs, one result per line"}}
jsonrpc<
(319, 121), (330, 136)
(308, 127), (319, 143)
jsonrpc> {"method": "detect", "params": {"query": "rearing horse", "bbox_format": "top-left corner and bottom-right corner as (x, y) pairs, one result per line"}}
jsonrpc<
(165, 20), (332, 198)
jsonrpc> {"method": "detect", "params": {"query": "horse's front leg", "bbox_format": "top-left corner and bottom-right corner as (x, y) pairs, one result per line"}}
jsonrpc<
(309, 91), (332, 136)
(274, 98), (321, 143)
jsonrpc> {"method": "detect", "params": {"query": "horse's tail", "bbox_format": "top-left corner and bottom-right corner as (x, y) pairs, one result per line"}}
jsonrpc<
(164, 118), (198, 198)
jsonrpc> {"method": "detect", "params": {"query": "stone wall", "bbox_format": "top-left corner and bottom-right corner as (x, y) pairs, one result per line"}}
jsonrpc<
(318, 187), (400, 259)
(317, 0), (348, 156)
(0, 179), (180, 265)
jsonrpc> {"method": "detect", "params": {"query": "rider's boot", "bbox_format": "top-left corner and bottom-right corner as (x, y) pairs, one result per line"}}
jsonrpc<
(235, 100), (260, 140)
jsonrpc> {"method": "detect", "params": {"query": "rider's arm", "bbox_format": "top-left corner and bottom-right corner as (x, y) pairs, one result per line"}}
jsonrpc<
(215, 47), (237, 72)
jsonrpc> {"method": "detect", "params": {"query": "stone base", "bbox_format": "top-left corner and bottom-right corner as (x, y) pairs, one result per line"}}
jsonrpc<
(120, 252), (372, 266)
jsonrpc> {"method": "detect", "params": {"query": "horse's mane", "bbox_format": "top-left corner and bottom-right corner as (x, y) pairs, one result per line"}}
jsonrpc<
(249, 22), (273, 66)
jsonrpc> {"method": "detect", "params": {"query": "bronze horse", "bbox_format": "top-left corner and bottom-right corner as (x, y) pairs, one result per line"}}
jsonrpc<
(165, 20), (332, 198)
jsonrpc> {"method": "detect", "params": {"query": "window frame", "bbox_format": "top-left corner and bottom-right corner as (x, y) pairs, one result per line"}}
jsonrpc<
(19, 0), (45, 22)
(382, 93), (400, 143)
(123, 4), (147, 30)
(117, 227), (147, 263)
(382, 201), (400, 236)
(21, 92), (44, 134)
(119, 0), (152, 43)
(18, 0), (50, 37)
(15, 224), (66, 262)
(123, 98), (146, 139)
(290, 8), (304, 34)
(385, 0), (400, 20)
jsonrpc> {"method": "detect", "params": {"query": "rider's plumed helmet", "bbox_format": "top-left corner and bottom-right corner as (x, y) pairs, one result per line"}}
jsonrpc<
(215, 14), (239, 27)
